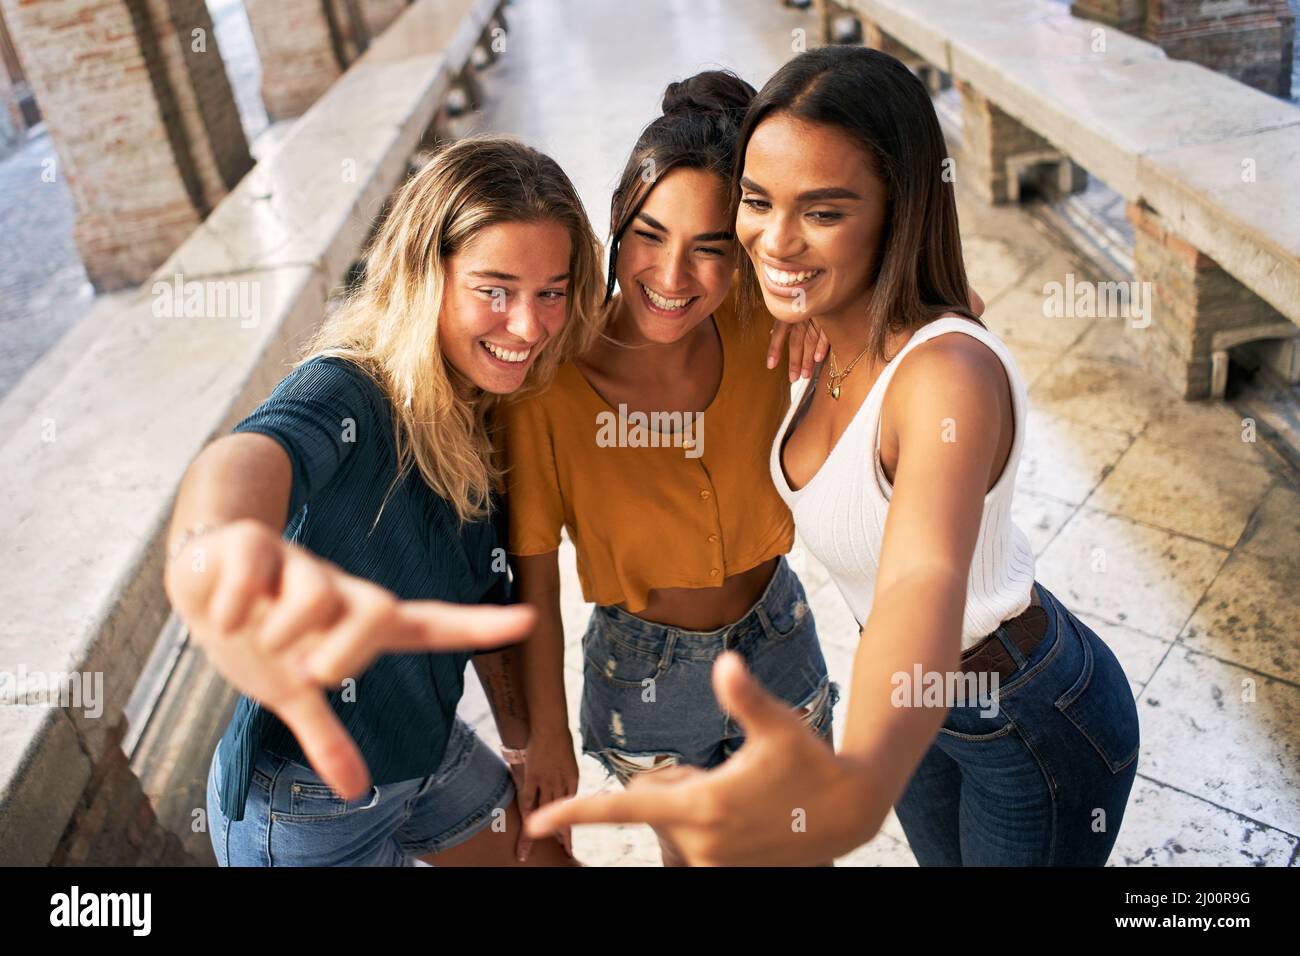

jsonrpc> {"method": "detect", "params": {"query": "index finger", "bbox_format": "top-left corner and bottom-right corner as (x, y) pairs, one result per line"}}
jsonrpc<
(766, 322), (790, 370)
(390, 601), (536, 654)
(523, 786), (693, 838)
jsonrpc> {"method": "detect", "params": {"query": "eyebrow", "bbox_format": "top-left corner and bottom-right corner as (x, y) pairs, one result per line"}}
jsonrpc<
(467, 270), (570, 282)
(636, 212), (733, 243)
(740, 177), (862, 202)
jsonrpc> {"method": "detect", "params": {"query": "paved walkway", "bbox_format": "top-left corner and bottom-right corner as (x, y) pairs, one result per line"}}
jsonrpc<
(452, 0), (1300, 867)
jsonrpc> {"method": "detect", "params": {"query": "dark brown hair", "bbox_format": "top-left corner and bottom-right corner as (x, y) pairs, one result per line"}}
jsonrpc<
(734, 47), (975, 360)
(605, 70), (756, 303)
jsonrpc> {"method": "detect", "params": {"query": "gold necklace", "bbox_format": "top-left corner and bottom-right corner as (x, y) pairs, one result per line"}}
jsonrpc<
(825, 339), (872, 400)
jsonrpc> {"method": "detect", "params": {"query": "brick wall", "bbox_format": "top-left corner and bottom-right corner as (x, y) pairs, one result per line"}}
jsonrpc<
(47, 720), (204, 867)
(0, 0), (252, 290)
(245, 0), (341, 120)
(1126, 201), (1291, 398)
(1074, 0), (1294, 97)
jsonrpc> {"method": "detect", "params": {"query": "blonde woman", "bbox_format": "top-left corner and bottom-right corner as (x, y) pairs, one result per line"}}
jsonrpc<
(164, 137), (604, 866)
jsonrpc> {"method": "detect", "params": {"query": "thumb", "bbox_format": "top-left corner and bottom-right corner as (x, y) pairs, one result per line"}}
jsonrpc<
(712, 651), (800, 739)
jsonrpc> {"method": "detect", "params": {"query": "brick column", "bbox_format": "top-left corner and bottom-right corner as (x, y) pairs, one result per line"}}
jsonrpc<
(244, 0), (342, 120)
(957, 80), (1087, 205)
(359, 0), (408, 37)
(144, 0), (253, 215)
(0, 0), (253, 291)
(0, 3), (36, 140)
(1126, 201), (1292, 399)
(1070, 0), (1146, 33)
(862, 20), (945, 93)
(1073, 0), (1294, 98)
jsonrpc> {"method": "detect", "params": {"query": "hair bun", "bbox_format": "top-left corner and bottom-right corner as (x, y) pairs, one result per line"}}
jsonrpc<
(661, 70), (756, 121)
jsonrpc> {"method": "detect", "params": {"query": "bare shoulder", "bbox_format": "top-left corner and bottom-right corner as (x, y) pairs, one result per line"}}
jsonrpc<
(887, 323), (1011, 428)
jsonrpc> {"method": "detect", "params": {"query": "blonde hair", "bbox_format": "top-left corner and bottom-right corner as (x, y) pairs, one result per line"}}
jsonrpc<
(299, 136), (604, 524)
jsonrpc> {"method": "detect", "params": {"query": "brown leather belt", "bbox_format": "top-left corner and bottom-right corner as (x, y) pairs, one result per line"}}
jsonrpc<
(958, 591), (1050, 681)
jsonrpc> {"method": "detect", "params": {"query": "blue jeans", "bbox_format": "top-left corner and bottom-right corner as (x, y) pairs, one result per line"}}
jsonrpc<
(894, 581), (1140, 865)
(205, 716), (514, 866)
(580, 556), (838, 781)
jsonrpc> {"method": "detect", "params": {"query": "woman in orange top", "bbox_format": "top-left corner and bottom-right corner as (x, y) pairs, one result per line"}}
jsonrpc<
(501, 71), (838, 866)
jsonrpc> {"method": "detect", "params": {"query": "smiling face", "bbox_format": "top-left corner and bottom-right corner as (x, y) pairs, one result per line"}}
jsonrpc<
(613, 166), (737, 344)
(736, 112), (889, 326)
(439, 219), (573, 394)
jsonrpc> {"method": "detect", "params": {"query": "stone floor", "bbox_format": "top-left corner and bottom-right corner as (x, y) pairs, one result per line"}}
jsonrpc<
(452, 0), (1300, 867)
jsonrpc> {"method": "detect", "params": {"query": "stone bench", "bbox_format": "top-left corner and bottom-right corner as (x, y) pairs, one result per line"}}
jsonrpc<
(841, 0), (1300, 399)
(0, 0), (506, 865)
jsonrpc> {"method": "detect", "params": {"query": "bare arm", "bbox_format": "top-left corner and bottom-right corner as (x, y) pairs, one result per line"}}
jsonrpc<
(510, 550), (569, 736)
(508, 549), (577, 856)
(834, 334), (1007, 833)
(163, 432), (292, 558)
(472, 647), (530, 750)
(524, 334), (1011, 864)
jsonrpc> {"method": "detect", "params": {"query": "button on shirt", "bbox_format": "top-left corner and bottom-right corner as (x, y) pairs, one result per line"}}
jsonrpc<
(214, 356), (510, 822)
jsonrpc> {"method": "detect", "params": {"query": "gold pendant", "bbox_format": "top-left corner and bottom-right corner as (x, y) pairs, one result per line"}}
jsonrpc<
(831, 384), (841, 400)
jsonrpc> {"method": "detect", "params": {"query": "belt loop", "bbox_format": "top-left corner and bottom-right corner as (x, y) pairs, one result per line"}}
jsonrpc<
(660, 629), (678, 671)
(994, 625), (1029, 669)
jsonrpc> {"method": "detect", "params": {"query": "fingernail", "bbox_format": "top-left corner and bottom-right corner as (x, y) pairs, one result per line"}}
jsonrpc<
(766, 357), (776, 369)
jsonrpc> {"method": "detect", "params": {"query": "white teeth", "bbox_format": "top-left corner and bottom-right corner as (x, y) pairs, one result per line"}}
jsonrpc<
(640, 282), (691, 311)
(763, 264), (821, 286)
(482, 341), (530, 364)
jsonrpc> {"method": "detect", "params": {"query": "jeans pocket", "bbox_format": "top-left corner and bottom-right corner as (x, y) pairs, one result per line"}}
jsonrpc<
(757, 589), (813, 642)
(269, 756), (383, 822)
(582, 618), (670, 689)
(1054, 620), (1140, 774)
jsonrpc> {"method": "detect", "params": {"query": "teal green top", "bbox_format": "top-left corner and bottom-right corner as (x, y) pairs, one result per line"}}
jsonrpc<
(215, 356), (510, 821)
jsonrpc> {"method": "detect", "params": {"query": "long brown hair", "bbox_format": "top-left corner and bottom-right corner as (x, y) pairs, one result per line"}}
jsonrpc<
(735, 47), (975, 361)
(301, 136), (604, 524)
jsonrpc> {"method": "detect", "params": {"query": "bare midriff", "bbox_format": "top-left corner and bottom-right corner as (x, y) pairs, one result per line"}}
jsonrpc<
(617, 556), (781, 631)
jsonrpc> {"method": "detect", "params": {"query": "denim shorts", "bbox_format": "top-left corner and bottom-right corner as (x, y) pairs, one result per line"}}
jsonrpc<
(205, 716), (514, 866)
(893, 580), (1141, 866)
(579, 556), (839, 782)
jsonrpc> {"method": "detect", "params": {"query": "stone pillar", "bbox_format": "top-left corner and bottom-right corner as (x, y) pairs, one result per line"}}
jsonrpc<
(1071, 0), (1146, 33)
(144, 0), (254, 215)
(0, 0), (254, 291)
(862, 20), (945, 93)
(1073, 0), (1294, 98)
(359, 0), (408, 37)
(244, 0), (342, 120)
(957, 79), (1087, 205)
(0, 3), (37, 142)
(1126, 201), (1293, 399)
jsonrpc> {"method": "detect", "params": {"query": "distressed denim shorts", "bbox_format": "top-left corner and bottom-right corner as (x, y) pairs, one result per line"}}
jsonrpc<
(205, 716), (514, 866)
(893, 580), (1141, 866)
(579, 555), (839, 782)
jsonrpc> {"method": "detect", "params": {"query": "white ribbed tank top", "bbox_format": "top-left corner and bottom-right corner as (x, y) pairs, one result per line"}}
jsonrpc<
(770, 315), (1036, 649)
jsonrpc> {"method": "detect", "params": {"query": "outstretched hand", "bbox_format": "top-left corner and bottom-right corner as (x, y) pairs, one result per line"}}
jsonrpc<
(524, 652), (880, 866)
(165, 519), (535, 800)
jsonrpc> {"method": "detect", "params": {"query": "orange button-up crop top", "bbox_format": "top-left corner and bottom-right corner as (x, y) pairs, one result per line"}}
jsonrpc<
(500, 289), (795, 613)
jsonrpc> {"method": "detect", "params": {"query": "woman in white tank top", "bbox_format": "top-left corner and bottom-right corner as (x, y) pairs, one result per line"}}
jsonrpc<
(526, 47), (1140, 867)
